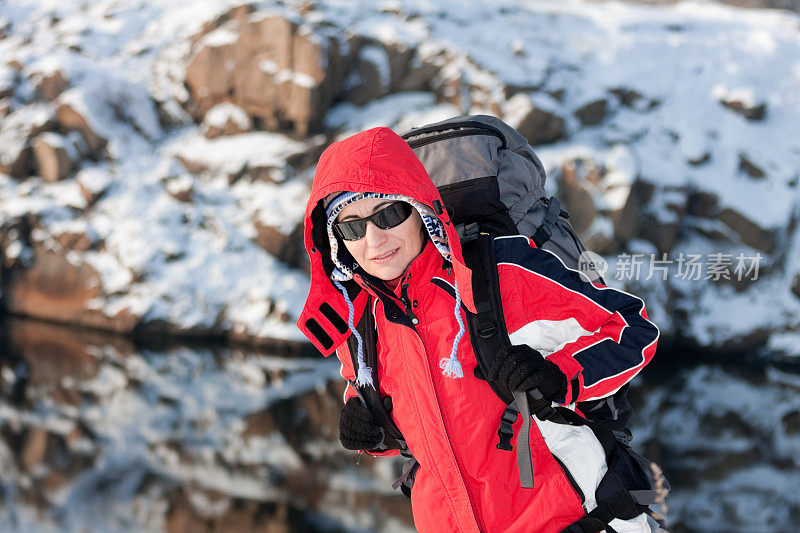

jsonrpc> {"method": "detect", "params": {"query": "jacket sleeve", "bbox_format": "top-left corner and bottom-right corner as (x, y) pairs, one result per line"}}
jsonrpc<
(334, 342), (400, 457)
(496, 236), (660, 404)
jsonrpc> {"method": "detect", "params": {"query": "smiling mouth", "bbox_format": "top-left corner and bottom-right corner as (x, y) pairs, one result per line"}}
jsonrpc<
(370, 248), (399, 262)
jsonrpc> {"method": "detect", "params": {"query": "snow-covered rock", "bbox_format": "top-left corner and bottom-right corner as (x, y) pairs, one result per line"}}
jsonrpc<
(0, 0), (799, 357)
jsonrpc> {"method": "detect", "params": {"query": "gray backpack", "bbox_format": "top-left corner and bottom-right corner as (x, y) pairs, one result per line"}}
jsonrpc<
(403, 114), (600, 278)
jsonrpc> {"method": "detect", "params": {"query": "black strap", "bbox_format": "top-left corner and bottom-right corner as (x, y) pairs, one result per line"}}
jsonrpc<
(532, 196), (563, 248)
(461, 233), (514, 404)
(348, 299), (408, 452)
(462, 233), (540, 488)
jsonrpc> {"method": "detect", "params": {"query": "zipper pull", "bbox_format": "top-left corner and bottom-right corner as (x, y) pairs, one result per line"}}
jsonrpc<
(400, 282), (419, 325)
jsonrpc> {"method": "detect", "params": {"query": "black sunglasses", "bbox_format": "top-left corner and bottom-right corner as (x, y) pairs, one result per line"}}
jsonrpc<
(333, 202), (414, 241)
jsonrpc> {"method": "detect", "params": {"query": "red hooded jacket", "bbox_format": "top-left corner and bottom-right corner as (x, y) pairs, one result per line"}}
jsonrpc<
(298, 127), (658, 533)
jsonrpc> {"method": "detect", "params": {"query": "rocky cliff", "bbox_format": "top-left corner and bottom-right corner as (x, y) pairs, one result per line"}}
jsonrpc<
(1, 0), (800, 358)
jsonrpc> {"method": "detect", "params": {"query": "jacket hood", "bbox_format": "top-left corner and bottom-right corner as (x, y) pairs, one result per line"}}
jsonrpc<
(297, 127), (475, 356)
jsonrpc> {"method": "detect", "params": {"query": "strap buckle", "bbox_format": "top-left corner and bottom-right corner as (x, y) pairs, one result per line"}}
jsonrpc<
(457, 222), (480, 243)
(496, 406), (518, 451)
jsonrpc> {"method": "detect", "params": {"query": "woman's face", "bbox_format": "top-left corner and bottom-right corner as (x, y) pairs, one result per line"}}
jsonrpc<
(336, 197), (425, 282)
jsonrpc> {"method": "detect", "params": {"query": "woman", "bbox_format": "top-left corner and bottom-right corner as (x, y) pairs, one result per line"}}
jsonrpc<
(297, 127), (659, 532)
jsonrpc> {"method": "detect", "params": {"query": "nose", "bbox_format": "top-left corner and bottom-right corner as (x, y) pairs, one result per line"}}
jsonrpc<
(364, 220), (387, 247)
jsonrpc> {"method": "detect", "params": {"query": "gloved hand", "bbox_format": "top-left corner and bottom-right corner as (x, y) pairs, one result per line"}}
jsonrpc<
(487, 344), (568, 404)
(339, 397), (384, 451)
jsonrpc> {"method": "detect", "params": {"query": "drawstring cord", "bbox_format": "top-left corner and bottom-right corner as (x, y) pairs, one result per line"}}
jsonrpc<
(440, 278), (465, 379)
(333, 278), (373, 388)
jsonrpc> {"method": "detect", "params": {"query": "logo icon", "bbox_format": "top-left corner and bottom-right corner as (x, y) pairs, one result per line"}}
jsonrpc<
(577, 251), (608, 282)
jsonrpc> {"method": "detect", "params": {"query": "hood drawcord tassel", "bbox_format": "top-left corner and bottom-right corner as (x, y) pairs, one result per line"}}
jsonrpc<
(333, 278), (373, 388)
(440, 278), (465, 379)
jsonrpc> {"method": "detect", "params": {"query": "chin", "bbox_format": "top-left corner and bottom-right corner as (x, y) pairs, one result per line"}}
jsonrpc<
(371, 266), (405, 281)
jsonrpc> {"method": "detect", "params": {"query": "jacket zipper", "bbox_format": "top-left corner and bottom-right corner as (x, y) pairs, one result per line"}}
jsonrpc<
(406, 129), (497, 150)
(403, 120), (507, 149)
(401, 310), (481, 532)
(400, 282), (419, 325)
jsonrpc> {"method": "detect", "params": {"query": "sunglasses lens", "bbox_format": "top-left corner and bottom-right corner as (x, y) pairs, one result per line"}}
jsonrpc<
(373, 202), (413, 229)
(334, 220), (367, 241)
(333, 202), (414, 241)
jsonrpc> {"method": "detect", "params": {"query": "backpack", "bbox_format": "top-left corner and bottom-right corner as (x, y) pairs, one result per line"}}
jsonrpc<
(345, 115), (668, 531)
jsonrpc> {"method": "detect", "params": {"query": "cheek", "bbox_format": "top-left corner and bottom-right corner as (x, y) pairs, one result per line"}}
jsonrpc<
(342, 239), (364, 261)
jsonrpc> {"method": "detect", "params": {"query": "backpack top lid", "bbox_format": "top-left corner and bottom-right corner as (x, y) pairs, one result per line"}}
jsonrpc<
(402, 115), (548, 237)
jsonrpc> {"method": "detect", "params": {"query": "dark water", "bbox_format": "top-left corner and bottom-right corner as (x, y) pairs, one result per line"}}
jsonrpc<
(0, 318), (798, 532)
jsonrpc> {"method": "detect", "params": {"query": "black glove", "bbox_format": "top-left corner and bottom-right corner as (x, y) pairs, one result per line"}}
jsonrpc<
(339, 397), (384, 451)
(487, 344), (568, 404)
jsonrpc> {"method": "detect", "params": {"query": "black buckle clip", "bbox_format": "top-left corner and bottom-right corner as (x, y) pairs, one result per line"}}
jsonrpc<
(459, 222), (480, 243)
(528, 388), (555, 420)
(496, 407), (518, 451)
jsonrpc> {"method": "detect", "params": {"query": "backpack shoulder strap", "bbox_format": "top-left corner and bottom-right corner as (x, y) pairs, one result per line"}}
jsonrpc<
(346, 297), (408, 453)
(461, 230), (513, 400)
(461, 232), (541, 488)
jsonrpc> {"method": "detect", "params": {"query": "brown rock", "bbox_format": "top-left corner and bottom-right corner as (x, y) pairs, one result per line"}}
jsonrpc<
(32, 133), (75, 182)
(53, 231), (93, 252)
(609, 87), (644, 108)
(184, 23), (240, 120)
(642, 219), (681, 255)
(575, 99), (608, 126)
(583, 230), (621, 257)
(242, 408), (276, 438)
(0, 104), (57, 178)
(613, 180), (655, 243)
(76, 168), (112, 206)
(687, 152), (711, 166)
(0, 74), (14, 100)
(721, 98), (766, 121)
(344, 42), (391, 106)
(202, 103), (252, 138)
(186, 12), (344, 135)
(253, 218), (289, 258)
(514, 105), (566, 145)
(236, 14), (334, 134)
(717, 207), (775, 254)
(739, 153), (766, 179)
(0, 143), (31, 178)
(165, 491), (309, 533)
(560, 160), (598, 235)
(232, 15), (294, 129)
(782, 410), (800, 435)
(164, 175), (194, 202)
(3, 245), (141, 332)
(385, 42), (419, 92)
(192, 4), (253, 47)
(21, 427), (49, 472)
(791, 274), (800, 300)
(277, 222), (310, 273)
(0, 97), (11, 117)
(687, 190), (718, 218)
(56, 102), (107, 154)
(35, 70), (69, 101)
